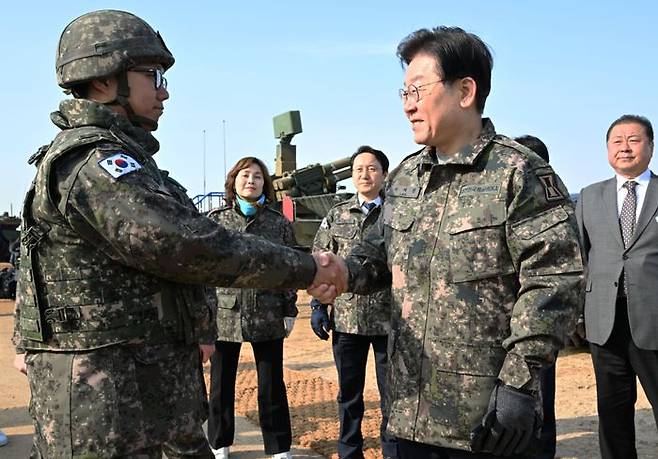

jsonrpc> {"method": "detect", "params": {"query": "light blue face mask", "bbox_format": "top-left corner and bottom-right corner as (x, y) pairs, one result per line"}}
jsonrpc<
(236, 194), (266, 216)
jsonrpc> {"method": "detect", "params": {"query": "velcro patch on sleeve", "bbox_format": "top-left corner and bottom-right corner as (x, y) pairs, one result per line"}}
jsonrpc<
(99, 153), (142, 179)
(537, 173), (565, 201)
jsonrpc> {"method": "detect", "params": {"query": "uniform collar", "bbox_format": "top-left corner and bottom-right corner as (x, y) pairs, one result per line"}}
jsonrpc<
(615, 168), (652, 192)
(419, 117), (496, 167)
(52, 99), (160, 155)
(357, 195), (382, 207)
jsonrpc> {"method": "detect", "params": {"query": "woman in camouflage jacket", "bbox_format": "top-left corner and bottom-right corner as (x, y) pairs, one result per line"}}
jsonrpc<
(206, 157), (298, 459)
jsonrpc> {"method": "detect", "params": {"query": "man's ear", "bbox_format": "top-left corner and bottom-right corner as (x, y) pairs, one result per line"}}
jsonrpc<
(458, 77), (477, 110)
(88, 77), (118, 102)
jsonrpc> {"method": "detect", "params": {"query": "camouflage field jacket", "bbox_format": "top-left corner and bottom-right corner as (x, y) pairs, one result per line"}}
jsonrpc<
(13, 99), (315, 351)
(208, 205), (298, 342)
(313, 195), (391, 335)
(346, 119), (584, 450)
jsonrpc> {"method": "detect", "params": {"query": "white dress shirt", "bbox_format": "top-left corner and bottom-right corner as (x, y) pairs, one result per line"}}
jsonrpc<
(615, 168), (652, 223)
(358, 195), (382, 214)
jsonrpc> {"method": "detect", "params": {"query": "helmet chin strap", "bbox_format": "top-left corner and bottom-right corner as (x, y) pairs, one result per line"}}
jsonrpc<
(105, 71), (159, 131)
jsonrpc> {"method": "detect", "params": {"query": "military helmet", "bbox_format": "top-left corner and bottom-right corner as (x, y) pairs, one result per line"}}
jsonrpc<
(56, 10), (174, 89)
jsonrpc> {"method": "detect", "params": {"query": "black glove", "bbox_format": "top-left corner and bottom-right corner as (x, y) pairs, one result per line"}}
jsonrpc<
(310, 299), (330, 340)
(470, 382), (542, 457)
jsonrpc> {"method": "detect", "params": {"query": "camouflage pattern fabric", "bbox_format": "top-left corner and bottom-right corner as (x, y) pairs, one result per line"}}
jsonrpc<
(12, 100), (314, 351)
(313, 194), (391, 335)
(56, 9), (174, 88)
(208, 205), (298, 343)
(14, 98), (315, 457)
(345, 119), (584, 450)
(26, 343), (210, 458)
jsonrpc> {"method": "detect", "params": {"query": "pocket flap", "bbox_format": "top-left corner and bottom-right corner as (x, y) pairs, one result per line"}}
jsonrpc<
(333, 222), (358, 239)
(386, 211), (415, 231)
(511, 206), (569, 240)
(447, 202), (506, 234)
(216, 292), (237, 310)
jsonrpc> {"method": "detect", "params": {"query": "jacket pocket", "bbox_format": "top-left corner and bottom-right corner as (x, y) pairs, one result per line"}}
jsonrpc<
(255, 291), (287, 319)
(427, 342), (506, 438)
(384, 208), (415, 275)
(215, 290), (238, 310)
(447, 202), (514, 282)
(333, 221), (358, 239)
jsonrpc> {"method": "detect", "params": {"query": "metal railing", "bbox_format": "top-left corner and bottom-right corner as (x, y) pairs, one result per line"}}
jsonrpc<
(192, 191), (226, 214)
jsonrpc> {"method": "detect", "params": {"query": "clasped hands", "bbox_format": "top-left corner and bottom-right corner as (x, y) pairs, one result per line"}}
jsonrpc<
(308, 252), (348, 304)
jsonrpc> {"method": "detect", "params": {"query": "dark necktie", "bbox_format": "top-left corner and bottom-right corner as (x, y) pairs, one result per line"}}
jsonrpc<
(619, 180), (637, 297)
(363, 202), (377, 214)
(620, 181), (638, 248)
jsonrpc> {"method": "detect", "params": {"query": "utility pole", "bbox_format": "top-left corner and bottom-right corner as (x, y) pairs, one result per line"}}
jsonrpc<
(222, 120), (227, 182)
(203, 129), (207, 198)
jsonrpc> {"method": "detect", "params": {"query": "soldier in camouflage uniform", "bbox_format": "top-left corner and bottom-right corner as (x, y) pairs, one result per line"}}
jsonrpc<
(12, 10), (330, 459)
(206, 157), (297, 459)
(311, 27), (584, 458)
(311, 146), (398, 459)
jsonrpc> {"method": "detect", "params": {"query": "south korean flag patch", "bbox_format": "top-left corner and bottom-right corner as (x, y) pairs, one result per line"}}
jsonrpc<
(99, 152), (142, 179)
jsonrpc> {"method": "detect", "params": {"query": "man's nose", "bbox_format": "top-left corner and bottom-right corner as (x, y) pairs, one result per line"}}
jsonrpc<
(403, 97), (416, 115)
(158, 86), (169, 101)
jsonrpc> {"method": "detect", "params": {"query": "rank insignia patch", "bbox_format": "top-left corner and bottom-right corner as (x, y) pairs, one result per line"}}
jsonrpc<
(537, 173), (564, 201)
(99, 153), (142, 179)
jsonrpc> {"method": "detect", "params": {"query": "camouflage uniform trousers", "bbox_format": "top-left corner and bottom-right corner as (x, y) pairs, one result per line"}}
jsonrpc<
(25, 343), (213, 458)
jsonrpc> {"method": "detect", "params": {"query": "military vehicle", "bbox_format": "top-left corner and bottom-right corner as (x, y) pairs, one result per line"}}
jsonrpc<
(0, 212), (20, 299)
(270, 110), (353, 246)
(193, 111), (354, 247)
(0, 212), (20, 262)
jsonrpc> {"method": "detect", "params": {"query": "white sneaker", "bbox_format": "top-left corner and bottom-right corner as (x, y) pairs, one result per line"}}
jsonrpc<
(272, 451), (292, 459)
(211, 446), (229, 459)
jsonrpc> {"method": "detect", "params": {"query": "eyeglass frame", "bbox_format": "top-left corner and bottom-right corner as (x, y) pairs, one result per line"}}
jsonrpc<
(130, 66), (167, 90)
(399, 79), (446, 103)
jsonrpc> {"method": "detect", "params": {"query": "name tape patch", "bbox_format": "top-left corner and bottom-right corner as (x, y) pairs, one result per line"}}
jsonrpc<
(459, 184), (500, 197)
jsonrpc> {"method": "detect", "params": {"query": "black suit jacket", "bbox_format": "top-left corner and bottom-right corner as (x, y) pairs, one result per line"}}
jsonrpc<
(576, 172), (658, 349)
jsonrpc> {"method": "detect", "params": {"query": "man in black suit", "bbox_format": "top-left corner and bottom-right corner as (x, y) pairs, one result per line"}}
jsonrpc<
(514, 135), (557, 459)
(576, 114), (658, 459)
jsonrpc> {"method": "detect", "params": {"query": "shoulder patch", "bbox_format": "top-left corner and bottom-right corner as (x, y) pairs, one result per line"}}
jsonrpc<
(98, 153), (142, 179)
(537, 173), (565, 201)
(320, 217), (329, 229)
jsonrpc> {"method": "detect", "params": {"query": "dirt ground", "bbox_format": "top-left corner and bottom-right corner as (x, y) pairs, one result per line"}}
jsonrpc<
(1, 297), (657, 458)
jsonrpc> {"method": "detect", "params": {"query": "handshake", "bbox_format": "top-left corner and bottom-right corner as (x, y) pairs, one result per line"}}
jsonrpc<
(308, 252), (349, 304)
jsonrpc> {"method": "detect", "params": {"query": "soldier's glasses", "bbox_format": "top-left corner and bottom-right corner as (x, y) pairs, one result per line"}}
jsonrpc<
(131, 67), (167, 90)
(399, 79), (445, 103)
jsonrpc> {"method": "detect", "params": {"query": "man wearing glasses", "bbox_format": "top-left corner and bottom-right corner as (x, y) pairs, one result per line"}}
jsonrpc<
(13, 9), (342, 458)
(310, 27), (583, 458)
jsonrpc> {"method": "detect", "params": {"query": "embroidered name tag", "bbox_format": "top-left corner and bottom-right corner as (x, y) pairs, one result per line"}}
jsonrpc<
(459, 184), (500, 197)
(99, 153), (142, 179)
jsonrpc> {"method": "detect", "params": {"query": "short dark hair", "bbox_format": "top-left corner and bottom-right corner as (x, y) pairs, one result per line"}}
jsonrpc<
(70, 82), (90, 99)
(224, 156), (275, 204)
(514, 135), (550, 163)
(396, 26), (493, 113)
(606, 114), (654, 143)
(350, 145), (389, 173)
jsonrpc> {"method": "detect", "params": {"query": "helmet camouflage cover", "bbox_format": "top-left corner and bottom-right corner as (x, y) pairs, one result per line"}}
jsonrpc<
(56, 9), (174, 88)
